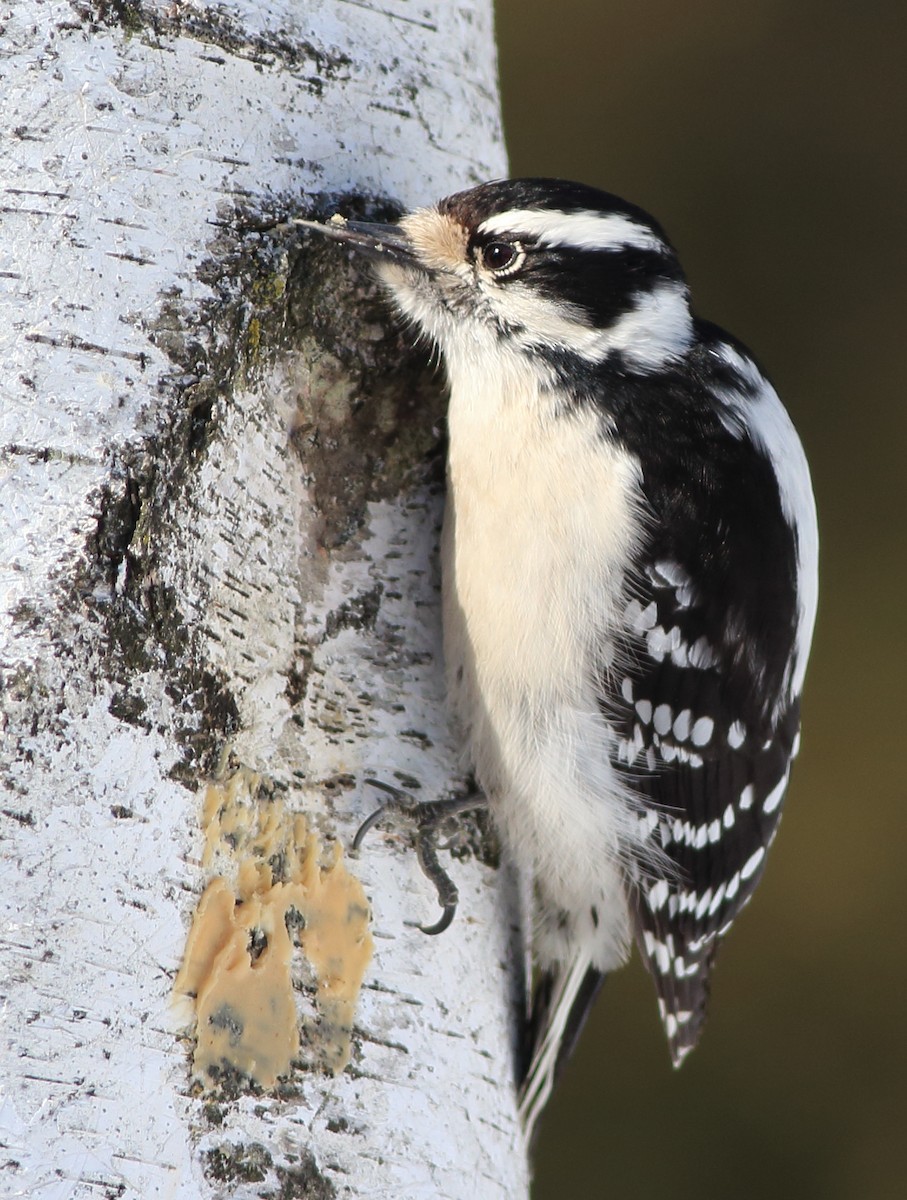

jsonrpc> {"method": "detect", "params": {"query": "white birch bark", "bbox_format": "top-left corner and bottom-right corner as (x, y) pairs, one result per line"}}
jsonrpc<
(0, 2), (529, 1196)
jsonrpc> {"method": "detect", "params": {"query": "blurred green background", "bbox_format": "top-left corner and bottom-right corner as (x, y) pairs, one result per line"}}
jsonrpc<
(493, 2), (906, 1197)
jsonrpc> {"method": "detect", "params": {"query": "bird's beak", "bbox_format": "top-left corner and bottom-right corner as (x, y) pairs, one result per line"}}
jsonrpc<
(295, 216), (418, 266)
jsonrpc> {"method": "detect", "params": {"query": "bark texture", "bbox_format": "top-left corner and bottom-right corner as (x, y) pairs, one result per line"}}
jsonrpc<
(0, 2), (527, 1196)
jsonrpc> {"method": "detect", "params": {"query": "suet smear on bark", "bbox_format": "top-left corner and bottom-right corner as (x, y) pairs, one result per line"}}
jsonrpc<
(174, 770), (373, 1088)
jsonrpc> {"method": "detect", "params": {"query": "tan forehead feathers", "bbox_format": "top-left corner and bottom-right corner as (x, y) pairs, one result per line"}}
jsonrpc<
(400, 207), (469, 271)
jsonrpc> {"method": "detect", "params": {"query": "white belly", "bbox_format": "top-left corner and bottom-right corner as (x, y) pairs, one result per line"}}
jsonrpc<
(442, 370), (646, 968)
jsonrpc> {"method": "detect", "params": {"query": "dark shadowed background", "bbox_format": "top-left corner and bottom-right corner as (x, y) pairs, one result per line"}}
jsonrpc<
(493, 2), (906, 1197)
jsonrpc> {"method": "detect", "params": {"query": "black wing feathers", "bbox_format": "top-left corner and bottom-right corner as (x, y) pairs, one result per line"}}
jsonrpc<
(605, 335), (803, 1062)
(522, 328), (806, 1099)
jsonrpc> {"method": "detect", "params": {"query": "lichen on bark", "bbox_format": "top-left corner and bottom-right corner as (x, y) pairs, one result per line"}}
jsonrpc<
(70, 188), (445, 781)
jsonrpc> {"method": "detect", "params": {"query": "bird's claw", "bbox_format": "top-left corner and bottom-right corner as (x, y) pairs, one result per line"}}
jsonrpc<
(353, 778), (484, 935)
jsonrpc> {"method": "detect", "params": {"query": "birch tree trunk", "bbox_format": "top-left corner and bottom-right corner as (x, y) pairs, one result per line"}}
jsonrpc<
(0, 3), (529, 1196)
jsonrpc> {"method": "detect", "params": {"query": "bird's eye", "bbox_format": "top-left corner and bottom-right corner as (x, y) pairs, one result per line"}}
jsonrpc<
(480, 240), (522, 275)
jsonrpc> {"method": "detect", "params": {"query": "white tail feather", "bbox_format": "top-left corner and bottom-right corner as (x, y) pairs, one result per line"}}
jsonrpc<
(518, 948), (596, 1141)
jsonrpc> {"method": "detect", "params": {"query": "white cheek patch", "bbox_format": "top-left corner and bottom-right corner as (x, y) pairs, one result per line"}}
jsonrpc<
(486, 278), (693, 369)
(485, 280), (603, 358)
(600, 283), (694, 368)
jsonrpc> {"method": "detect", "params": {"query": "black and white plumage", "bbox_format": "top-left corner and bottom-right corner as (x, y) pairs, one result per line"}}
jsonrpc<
(301, 179), (818, 1134)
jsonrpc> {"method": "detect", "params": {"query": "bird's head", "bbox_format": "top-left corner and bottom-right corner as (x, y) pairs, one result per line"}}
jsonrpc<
(300, 178), (694, 378)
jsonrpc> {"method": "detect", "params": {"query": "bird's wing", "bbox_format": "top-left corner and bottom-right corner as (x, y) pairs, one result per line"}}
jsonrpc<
(520, 334), (816, 1121)
(613, 551), (802, 1065)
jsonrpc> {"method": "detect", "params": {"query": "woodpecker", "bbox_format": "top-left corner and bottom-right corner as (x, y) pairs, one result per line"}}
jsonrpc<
(299, 179), (818, 1133)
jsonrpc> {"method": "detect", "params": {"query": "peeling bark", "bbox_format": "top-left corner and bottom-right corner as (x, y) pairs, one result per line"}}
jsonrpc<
(0, 3), (529, 1196)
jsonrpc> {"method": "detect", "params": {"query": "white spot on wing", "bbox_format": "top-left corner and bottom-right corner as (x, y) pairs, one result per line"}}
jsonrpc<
(739, 784), (755, 810)
(708, 882), (727, 916)
(672, 710), (692, 741)
(762, 774), (788, 814)
(728, 720), (746, 749)
(670, 641), (690, 668)
(617, 737), (636, 766)
(635, 699), (653, 724)
(741, 846), (765, 880)
(643, 930), (672, 974)
(689, 636), (719, 669)
(651, 560), (686, 587)
(653, 704), (673, 736)
(647, 624), (681, 661)
(647, 879), (670, 911)
(651, 561), (697, 608)
(687, 932), (716, 954)
(691, 716), (714, 746)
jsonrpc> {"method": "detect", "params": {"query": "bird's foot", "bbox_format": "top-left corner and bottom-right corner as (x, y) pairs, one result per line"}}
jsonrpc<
(353, 779), (486, 935)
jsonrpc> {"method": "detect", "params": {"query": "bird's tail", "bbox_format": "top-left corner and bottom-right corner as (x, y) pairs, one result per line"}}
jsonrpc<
(518, 950), (606, 1143)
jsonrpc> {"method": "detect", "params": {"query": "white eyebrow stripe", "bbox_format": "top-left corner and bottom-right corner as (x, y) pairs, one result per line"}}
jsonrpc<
(478, 208), (668, 255)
